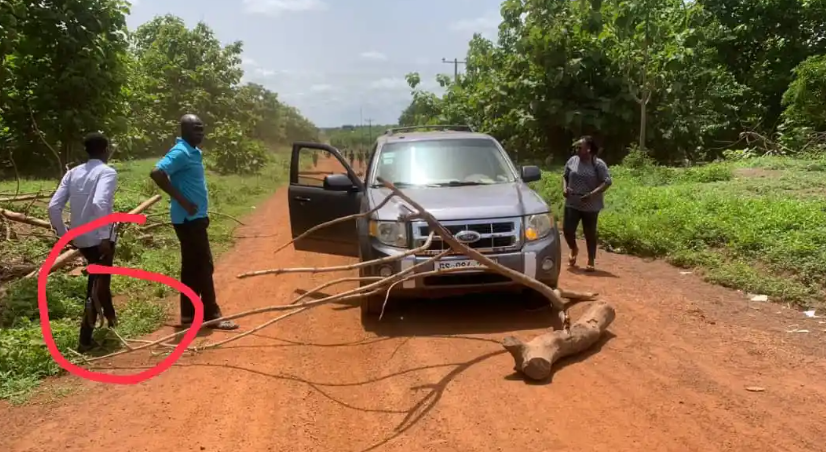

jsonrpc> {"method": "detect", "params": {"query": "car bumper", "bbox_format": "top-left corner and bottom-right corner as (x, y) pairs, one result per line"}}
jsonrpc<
(359, 230), (561, 297)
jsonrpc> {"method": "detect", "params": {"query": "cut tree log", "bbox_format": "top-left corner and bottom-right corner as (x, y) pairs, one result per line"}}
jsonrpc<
(1, 208), (54, 229)
(25, 194), (162, 278)
(502, 301), (616, 381)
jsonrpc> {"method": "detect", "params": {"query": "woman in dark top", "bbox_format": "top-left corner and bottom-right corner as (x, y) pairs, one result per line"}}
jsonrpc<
(562, 136), (613, 271)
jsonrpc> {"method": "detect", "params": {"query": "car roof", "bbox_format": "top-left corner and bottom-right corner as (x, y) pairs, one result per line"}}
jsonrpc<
(377, 131), (496, 145)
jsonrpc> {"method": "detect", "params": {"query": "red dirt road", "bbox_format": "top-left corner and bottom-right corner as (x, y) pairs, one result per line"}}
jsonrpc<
(3, 185), (826, 452)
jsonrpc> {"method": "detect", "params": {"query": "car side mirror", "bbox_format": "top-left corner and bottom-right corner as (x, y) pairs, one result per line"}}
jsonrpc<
(324, 173), (357, 191)
(521, 165), (542, 183)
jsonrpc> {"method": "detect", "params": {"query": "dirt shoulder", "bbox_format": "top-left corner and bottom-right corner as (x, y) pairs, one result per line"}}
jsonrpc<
(2, 184), (825, 452)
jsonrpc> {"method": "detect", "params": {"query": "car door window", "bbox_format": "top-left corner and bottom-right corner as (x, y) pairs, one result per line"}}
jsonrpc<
(295, 148), (350, 188)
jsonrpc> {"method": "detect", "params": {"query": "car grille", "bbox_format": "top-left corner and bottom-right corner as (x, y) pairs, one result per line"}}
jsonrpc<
(411, 218), (522, 255)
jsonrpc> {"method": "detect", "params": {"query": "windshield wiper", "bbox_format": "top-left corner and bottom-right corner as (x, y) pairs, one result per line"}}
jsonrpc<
(370, 181), (419, 188)
(432, 180), (491, 187)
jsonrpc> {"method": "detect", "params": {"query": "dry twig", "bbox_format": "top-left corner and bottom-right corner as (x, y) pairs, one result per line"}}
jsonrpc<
(0, 194), (52, 204)
(30, 108), (64, 177)
(239, 232), (434, 279)
(272, 192), (397, 255)
(208, 211), (245, 225)
(87, 250), (450, 361)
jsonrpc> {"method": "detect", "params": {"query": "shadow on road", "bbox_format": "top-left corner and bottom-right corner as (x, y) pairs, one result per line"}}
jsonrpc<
(177, 349), (507, 452)
(565, 266), (619, 278)
(95, 345), (508, 452)
(363, 291), (564, 337)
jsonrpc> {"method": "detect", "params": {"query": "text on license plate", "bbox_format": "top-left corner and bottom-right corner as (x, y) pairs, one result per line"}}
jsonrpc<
(436, 259), (492, 271)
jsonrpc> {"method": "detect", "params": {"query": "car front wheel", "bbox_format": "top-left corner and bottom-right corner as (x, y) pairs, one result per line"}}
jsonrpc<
(360, 292), (385, 324)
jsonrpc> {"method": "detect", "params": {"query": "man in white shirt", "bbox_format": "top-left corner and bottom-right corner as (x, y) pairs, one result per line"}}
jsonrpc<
(48, 132), (119, 352)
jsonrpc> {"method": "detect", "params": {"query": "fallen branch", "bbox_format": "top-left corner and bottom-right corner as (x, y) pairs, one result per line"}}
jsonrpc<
(0, 193), (52, 203)
(0, 208), (54, 229)
(503, 301), (616, 381)
(377, 177), (571, 330)
(140, 222), (171, 232)
(86, 250), (450, 362)
(272, 192), (397, 255)
(239, 232), (434, 279)
(25, 194), (162, 278)
(1, 215), (10, 241)
(208, 211), (245, 226)
(289, 276), (383, 305)
(30, 108), (64, 177)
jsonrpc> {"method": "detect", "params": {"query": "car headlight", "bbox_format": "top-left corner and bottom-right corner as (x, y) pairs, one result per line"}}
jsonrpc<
(525, 213), (553, 241)
(369, 220), (408, 248)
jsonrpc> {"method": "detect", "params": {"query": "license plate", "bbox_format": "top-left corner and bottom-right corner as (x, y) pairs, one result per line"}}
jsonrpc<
(436, 259), (491, 271)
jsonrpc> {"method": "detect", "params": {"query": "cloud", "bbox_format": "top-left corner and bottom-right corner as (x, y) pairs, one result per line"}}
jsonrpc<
(310, 84), (334, 92)
(243, 0), (327, 16)
(242, 58), (258, 66)
(369, 77), (409, 91)
(449, 12), (501, 34)
(254, 68), (276, 76)
(359, 51), (387, 61)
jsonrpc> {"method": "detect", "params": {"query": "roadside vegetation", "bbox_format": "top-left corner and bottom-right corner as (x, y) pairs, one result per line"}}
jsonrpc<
(537, 150), (826, 307)
(0, 1), (312, 401)
(399, 0), (826, 307)
(0, 155), (289, 402)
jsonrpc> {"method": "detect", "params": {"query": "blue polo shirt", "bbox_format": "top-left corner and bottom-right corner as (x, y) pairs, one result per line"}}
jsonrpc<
(155, 138), (209, 224)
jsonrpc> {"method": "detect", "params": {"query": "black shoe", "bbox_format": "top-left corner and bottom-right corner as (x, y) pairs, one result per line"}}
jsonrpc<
(77, 340), (99, 354)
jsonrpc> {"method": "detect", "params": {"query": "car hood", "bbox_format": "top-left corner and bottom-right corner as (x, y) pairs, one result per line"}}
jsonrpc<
(367, 182), (549, 221)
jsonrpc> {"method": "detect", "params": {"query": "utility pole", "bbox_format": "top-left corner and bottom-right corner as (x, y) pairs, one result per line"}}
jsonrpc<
(365, 118), (373, 143)
(442, 57), (466, 82)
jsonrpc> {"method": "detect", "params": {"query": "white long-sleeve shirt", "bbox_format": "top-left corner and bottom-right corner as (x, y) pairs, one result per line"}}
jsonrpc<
(48, 159), (118, 249)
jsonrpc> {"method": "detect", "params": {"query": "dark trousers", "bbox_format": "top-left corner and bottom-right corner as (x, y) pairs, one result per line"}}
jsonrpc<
(78, 243), (116, 346)
(173, 217), (222, 322)
(562, 206), (600, 263)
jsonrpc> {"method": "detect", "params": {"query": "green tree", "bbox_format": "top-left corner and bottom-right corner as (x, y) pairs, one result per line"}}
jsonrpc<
(0, 0), (132, 174)
(779, 54), (826, 152)
(124, 15), (244, 158)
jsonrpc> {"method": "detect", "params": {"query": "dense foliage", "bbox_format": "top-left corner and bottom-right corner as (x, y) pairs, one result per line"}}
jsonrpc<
(0, 2), (317, 176)
(400, 0), (826, 164)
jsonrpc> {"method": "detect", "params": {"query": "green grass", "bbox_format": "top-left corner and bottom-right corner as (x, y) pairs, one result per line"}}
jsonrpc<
(0, 150), (290, 402)
(536, 155), (826, 307)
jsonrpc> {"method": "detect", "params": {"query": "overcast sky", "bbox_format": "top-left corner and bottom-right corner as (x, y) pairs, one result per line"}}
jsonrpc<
(127, 0), (503, 127)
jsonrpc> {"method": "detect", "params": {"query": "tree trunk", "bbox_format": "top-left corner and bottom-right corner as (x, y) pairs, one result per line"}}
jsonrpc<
(502, 301), (616, 381)
(639, 91), (647, 152)
(0, 208), (54, 229)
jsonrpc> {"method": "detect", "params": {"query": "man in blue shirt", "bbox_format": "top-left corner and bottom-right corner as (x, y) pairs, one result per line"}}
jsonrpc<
(150, 114), (238, 330)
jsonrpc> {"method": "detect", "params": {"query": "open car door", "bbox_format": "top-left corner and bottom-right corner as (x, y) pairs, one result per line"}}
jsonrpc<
(288, 142), (363, 257)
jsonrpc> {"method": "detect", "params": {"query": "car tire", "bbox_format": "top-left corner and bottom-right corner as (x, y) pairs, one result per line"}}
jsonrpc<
(520, 288), (548, 310)
(360, 292), (385, 324)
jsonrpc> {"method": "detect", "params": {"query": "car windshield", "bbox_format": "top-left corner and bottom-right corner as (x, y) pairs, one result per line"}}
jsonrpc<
(371, 138), (516, 187)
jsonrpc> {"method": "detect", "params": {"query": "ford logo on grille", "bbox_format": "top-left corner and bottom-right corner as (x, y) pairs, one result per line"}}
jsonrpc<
(454, 230), (482, 244)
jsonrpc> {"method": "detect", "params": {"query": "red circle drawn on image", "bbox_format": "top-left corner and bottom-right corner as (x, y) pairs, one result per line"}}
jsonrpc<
(37, 212), (204, 385)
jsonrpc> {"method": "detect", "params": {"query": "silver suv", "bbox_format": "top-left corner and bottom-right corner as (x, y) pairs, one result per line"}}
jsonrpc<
(287, 125), (562, 322)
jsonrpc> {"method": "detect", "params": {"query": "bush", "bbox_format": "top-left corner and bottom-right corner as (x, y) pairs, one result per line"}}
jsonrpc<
(620, 144), (655, 169)
(206, 122), (269, 175)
